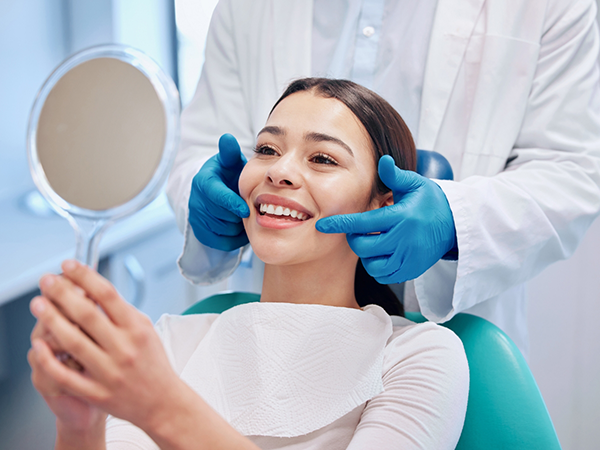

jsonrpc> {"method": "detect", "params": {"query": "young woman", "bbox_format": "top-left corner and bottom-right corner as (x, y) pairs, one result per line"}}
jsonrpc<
(28, 78), (469, 449)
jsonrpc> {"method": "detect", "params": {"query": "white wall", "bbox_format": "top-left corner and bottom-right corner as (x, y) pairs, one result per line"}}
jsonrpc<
(528, 218), (600, 450)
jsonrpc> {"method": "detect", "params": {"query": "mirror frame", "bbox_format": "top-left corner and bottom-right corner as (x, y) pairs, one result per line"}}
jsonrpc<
(27, 44), (180, 223)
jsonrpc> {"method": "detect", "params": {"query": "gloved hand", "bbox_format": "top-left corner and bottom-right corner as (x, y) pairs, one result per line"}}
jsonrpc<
(188, 134), (250, 251)
(316, 155), (457, 284)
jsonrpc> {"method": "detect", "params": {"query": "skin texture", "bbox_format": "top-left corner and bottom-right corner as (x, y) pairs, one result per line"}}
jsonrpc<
(239, 91), (392, 309)
(28, 92), (391, 449)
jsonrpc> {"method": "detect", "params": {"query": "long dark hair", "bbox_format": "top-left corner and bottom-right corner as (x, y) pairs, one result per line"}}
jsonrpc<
(271, 78), (417, 316)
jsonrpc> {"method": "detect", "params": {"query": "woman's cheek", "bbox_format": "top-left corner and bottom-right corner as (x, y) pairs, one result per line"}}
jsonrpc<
(238, 164), (254, 204)
(316, 184), (372, 217)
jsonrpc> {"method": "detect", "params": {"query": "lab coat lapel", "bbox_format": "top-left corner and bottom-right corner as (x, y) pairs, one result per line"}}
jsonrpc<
(417, 0), (486, 150)
(272, 0), (313, 93)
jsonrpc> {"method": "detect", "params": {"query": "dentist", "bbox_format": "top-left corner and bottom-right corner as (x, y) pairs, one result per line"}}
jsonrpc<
(167, 0), (600, 354)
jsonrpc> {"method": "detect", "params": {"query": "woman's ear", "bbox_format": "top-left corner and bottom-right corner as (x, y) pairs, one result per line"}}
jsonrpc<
(369, 191), (394, 211)
(380, 191), (394, 207)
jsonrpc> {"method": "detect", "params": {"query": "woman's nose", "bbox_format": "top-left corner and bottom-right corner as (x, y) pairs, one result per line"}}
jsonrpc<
(265, 156), (300, 187)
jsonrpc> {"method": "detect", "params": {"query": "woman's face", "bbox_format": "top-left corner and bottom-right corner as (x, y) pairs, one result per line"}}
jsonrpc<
(239, 91), (388, 267)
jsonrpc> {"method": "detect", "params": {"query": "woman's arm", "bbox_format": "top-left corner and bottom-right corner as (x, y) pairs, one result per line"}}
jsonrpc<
(29, 260), (260, 450)
(347, 323), (469, 449)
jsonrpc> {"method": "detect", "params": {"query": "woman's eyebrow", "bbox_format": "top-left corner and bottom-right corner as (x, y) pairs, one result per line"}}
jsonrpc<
(257, 125), (286, 137)
(305, 132), (354, 156)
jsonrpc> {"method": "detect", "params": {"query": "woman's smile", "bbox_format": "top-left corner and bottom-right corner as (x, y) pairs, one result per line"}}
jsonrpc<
(254, 193), (313, 229)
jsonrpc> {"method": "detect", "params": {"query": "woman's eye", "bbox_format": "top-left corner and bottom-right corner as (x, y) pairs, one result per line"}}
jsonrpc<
(254, 145), (278, 156)
(311, 153), (338, 165)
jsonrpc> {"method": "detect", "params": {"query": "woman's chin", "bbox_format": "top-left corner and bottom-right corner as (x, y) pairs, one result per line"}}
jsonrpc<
(251, 244), (306, 267)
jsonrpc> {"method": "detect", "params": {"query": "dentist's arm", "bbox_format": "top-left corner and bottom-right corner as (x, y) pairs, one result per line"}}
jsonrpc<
(166, 0), (261, 284)
(316, 155), (457, 284)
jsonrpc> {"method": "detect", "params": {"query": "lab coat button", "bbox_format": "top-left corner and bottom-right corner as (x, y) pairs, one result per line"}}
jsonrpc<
(363, 26), (375, 37)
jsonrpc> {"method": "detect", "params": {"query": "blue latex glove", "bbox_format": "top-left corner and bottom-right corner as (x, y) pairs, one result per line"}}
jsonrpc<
(188, 134), (250, 251)
(316, 155), (458, 284)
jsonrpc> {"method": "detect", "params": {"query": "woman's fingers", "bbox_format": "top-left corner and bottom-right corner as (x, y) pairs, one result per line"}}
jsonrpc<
(29, 338), (108, 401)
(31, 309), (63, 352)
(38, 273), (121, 353)
(28, 342), (62, 396)
(59, 260), (133, 327)
(30, 296), (114, 381)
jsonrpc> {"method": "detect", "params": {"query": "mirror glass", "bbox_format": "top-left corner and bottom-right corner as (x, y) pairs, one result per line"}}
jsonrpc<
(27, 45), (180, 268)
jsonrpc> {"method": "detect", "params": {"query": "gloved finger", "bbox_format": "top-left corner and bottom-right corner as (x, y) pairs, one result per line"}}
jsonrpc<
(346, 233), (394, 259)
(199, 172), (250, 218)
(374, 271), (408, 285)
(206, 230), (249, 252)
(217, 134), (247, 171)
(191, 207), (246, 238)
(189, 201), (244, 236)
(189, 217), (247, 251)
(378, 155), (425, 196)
(360, 255), (411, 285)
(200, 194), (247, 223)
(316, 207), (399, 235)
(362, 253), (401, 278)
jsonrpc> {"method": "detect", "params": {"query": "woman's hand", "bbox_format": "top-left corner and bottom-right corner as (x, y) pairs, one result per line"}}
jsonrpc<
(29, 317), (107, 445)
(28, 260), (183, 433)
(29, 260), (261, 450)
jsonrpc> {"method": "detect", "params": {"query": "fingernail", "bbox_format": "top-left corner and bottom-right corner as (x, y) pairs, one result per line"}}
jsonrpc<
(31, 298), (45, 315)
(40, 275), (55, 289)
(63, 260), (78, 272)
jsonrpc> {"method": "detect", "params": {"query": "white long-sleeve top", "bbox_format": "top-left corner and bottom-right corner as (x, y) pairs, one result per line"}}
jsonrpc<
(106, 303), (469, 449)
(166, 0), (600, 356)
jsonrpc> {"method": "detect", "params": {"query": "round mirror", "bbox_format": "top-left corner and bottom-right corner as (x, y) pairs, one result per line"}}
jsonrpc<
(27, 45), (180, 269)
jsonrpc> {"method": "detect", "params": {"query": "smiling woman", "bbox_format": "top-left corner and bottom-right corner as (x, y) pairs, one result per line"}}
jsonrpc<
(28, 78), (469, 450)
(242, 78), (417, 315)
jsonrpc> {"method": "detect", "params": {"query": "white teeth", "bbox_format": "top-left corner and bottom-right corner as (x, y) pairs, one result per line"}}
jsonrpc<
(258, 203), (308, 220)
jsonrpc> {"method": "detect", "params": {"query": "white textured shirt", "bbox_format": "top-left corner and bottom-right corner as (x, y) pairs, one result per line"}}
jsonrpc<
(106, 303), (468, 449)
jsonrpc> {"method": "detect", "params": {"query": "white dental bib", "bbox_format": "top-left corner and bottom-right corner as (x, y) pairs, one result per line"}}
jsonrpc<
(179, 302), (393, 437)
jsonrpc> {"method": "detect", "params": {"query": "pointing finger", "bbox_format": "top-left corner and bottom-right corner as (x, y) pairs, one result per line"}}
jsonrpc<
(316, 207), (399, 235)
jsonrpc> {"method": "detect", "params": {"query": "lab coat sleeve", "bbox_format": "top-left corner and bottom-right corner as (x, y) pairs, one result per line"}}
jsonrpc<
(416, 0), (600, 321)
(166, 0), (255, 285)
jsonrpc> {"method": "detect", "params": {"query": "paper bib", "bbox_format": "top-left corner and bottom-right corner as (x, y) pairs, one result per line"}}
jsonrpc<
(179, 302), (392, 437)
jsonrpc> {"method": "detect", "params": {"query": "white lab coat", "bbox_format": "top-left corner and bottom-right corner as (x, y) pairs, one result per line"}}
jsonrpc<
(167, 0), (600, 354)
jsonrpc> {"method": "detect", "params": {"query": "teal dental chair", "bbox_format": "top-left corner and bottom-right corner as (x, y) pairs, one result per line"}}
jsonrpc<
(183, 292), (562, 450)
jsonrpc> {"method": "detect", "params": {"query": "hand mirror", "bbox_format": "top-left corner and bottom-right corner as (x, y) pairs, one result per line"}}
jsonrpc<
(27, 45), (180, 269)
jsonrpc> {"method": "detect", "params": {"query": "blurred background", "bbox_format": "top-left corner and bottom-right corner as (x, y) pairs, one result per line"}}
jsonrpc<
(0, 1), (598, 448)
